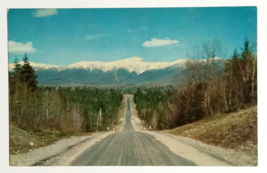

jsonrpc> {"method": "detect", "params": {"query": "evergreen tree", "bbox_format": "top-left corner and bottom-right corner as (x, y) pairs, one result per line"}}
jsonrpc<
(242, 39), (253, 61)
(232, 49), (239, 61)
(21, 54), (38, 91)
(13, 57), (22, 76)
(9, 57), (22, 95)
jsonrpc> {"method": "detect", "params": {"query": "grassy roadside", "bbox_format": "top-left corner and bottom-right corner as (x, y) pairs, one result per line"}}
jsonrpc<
(9, 125), (69, 155)
(164, 106), (257, 157)
(9, 125), (92, 155)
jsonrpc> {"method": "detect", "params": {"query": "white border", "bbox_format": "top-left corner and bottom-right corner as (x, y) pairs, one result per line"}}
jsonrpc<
(0, 0), (266, 173)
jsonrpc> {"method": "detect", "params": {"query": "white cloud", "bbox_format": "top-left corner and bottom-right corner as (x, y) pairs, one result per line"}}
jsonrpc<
(8, 41), (36, 54)
(85, 34), (103, 40)
(32, 9), (57, 17)
(142, 38), (179, 47)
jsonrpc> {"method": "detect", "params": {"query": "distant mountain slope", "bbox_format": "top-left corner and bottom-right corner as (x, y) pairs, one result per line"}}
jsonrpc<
(8, 57), (224, 85)
(9, 57), (188, 74)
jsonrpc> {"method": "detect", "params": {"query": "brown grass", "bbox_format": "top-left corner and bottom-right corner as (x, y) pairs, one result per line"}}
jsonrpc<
(165, 106), (257, 157)
(9, 125), (69, 155)
(9, 125), (92, 155)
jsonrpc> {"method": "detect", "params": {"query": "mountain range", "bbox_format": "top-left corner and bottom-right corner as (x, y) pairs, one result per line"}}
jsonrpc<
(8, 57), (223, 86)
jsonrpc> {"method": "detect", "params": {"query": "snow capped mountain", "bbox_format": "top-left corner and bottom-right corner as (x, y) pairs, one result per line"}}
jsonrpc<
(8, 57), (225, 85)
(63, 57), (187, 74)
(8, 57), (224, 76)
(9, 57), (188, 75)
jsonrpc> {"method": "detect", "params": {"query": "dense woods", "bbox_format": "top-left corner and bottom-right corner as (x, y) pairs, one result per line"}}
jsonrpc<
(9, 54), (123, 134)
(134, 86), (177, 130)
(57, 87), (123, 132)
(134, 40), (257, 130)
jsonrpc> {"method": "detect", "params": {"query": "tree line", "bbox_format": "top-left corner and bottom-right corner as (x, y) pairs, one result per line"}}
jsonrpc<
(134, 40), (257, 129)
(134, 85), (177, 130)
(9, 54), (123, 134)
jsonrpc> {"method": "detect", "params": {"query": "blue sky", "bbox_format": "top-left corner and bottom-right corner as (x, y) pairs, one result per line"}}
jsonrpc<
(8, 7), (257, 65)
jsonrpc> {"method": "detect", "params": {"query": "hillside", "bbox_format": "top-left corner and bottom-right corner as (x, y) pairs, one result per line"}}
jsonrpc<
(165, 106), (257, 164)
(9, 125), (70, 155)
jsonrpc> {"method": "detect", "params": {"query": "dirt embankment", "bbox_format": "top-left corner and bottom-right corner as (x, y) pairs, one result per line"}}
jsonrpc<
(165, 106), (257, 161)
(9, 125), (72, 155)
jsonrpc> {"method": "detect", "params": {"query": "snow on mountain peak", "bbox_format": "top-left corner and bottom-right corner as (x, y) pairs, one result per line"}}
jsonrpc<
(8, 57), (189, 74)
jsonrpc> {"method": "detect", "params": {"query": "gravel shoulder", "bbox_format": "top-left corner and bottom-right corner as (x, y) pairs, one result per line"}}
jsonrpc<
(140, 130), (255, 166)
(10, 132), (114, 166)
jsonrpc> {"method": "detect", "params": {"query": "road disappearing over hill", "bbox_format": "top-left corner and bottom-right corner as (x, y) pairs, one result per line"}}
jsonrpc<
(70, 95), (236, 166)
(71, 97), (196, 166)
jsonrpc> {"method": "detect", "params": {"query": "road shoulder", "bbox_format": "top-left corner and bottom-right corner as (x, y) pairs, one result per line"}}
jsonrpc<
(10, 131), (115, 166)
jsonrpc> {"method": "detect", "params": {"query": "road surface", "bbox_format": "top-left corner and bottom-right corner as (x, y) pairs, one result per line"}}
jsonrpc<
(71, 97), (197, 166)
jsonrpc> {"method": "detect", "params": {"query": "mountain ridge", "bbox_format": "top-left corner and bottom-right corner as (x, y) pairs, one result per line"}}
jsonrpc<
(8, 57), (224, 85)
(9, 57), (190, 75)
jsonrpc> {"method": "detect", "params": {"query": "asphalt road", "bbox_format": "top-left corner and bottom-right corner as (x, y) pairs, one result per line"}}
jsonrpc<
(71, 97), (197, 166)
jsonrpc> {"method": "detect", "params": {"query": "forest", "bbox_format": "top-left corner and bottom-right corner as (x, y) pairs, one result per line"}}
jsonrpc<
(134, 40), (257, 130)
(9, 55), (123, 134)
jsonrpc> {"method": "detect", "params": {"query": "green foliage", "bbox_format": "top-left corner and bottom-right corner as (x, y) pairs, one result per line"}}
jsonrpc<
(224, 40), (257, 110)
(13, 57), (22, 75)
(134, 85), (176, 130)
(57, 87), (123, 132)
(20, 54), (38, 91)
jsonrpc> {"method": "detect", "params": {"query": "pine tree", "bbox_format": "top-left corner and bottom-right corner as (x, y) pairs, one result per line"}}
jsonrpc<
(13, 57), (22, 76)
(9, 57), (22, 95)
(21, 54), (38, 91)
